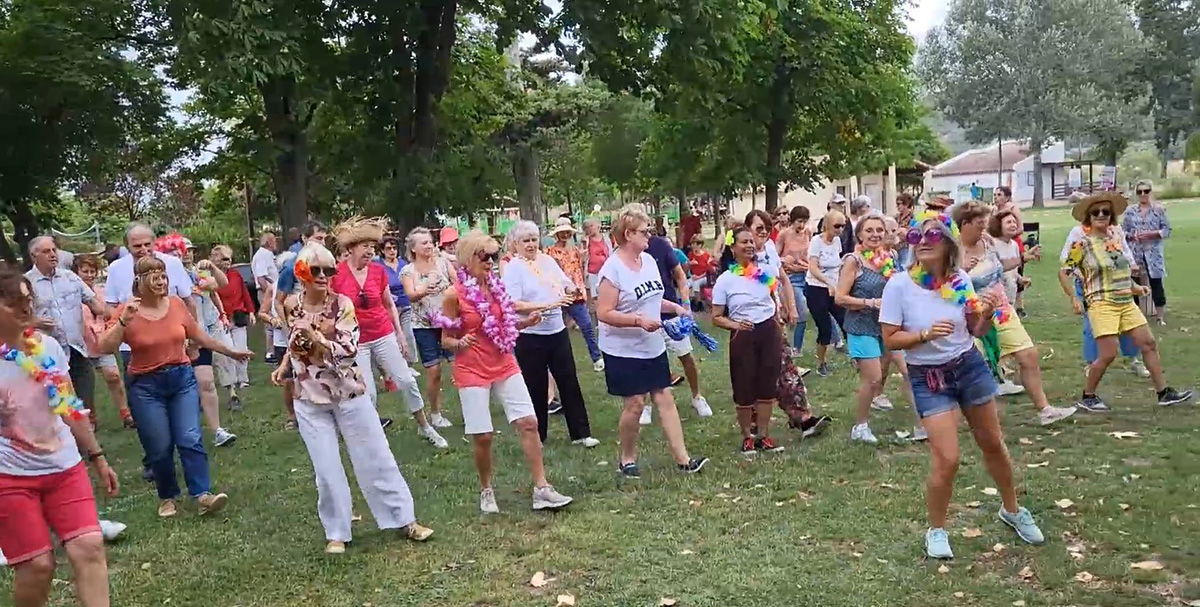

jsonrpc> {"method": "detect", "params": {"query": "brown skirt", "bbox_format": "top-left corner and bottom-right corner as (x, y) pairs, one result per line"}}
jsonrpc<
(728, 319), (783, 406)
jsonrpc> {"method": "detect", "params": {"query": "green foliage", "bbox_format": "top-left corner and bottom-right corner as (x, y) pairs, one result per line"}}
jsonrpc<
(1117, 140), (1163, 185)
(1135, 0), (1199, 159)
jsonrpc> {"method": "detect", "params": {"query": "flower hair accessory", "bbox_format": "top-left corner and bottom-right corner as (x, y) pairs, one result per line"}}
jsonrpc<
(155, 232), (188, 257)
(910, 210), (959, 240)
(294, 258), (315, 284)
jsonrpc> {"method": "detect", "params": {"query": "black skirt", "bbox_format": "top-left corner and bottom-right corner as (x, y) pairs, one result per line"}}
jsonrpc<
(602, 352), (672, 397)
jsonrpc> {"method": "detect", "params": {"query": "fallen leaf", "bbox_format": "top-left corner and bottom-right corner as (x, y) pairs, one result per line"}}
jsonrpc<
(688, 500), (703, 507)
(1017, 566), (1034, 580)
(1075, 571), (1095, 583)
(1130, 560), (1165, 571)
(851, 551), (863, 558)
(953, 592), (965, 598)
(962, 527), (984, 538)
(993, 543), (1007, 553)
(351, 514), (363, 522)
(1018, 438), (1033, 445)
(1042, 448), (1056, 454)
(938, 564), (950, 574)
(140, 562), (151, 571)
(1108, 431), (1141, 440)
(1130, 473), (1142, 480)
(659, 599), (678, 607)
(876, 558), (889, 564)
(530, 572), (551, 588)
(775, 501), (785, 507)
(1027, 461), (1050, 468)
(982, 487), (999, 496)
(1013, 601), (1026, 607)
(597, 461), (609, 467)
(1119, 503), (1131, 511)
(556, 594), (576, 607)
(723, 483), (731, 489)
(1049, 431), (1062, 436)
(895, 430), (912, 439)
(1186, 601), (1200, 607)
(1055, 498), (1076, 509)
(678, 549), (695, 555)
(880, 483), (898, 489)
(965, 501), (982, 508)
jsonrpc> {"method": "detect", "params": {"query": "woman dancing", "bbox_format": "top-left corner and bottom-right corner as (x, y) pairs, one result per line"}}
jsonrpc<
(806, 211), (848, 377)
(399, 227), (455, 428)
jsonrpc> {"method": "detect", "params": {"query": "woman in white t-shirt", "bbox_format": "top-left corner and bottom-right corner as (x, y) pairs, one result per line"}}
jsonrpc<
(711, 226), (785, 456)
(806, 210), (849, 376)
(597, 205), (709, 479)
(880, 213), (1044, 561)
(502, 221), (599, 448)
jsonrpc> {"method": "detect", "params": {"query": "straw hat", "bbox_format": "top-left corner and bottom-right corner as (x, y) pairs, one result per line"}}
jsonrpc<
(550, 217), (576, 236)
(332, 216), (389, 248)
(1071, 191), (1128, 223)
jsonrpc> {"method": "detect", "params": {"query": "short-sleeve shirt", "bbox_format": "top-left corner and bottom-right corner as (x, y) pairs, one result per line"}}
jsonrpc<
(754, 239), (783, 276)
(120, 297), (203, 375)
(806, 235), (843, 287)
(545, 244), (587, 303)
(993, 239), (1021, 303)
(712, 271), (777, 324)
(24, 267), (95, 355)
(0, 332), (81, 476)
(646, 236), (681, 321)
(378, 259), (411, 308)
(330, 262), (392, 344)
(105, 252), (195, 352)
(879, 270), (978, 366)
(399, 257), (455, 330)
(251, 247), (279, 286)
(688, 250), (715, 278)
(597, 252), (666, 359)
(1060, 225), (1137, 305)
(502, 254), (569, 335)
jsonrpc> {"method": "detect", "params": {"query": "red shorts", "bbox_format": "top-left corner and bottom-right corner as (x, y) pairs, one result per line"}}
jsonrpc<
(0, 463), (100, 566)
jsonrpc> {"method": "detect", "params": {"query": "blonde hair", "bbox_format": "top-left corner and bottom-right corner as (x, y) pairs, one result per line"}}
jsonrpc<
(455, 229), (499, 267)
(822, 211), (846, 235)
(405, 227), (433, 262)
(133, 255), (167, 297)
(210, 245), (232, 260)
(612, 204), (651, 246)
(296, 242), (336, 268)
(951, 200), (992, 228)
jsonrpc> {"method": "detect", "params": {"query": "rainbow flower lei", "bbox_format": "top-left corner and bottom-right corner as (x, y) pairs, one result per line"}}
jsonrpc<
(430, 267), (520, 353)
(0, 329), (89, 420)
(729, 263), (778, 294)
(908, 264), (981, 313)
(860, 248), (897, 278)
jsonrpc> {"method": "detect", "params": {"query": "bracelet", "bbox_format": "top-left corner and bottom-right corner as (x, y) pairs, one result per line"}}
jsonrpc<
(88, 451), (105, 462)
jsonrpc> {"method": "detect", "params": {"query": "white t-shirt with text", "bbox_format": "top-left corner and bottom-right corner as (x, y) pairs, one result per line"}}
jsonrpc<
(597, 252), (667, 359)
(879, 270), (977, 366)
(712, 272), (777, 325)
(251, 246), (279, 287)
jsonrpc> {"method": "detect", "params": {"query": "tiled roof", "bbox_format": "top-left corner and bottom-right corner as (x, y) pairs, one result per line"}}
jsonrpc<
(931, 141), (1031, 177)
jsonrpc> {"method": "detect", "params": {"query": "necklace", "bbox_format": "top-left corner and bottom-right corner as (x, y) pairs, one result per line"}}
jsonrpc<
(729, 263), (778, 293)
(429, 268), (520, 353)
(0, 329), (88, 420)
(908, 264), (981, 312)
(860, 248), (897, 278)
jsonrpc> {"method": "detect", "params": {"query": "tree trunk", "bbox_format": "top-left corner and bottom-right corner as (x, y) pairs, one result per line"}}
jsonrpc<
(513, 143), (543, 224)
(258, 76), (308, 234)
(764, 63), (792, 212)
(1031, 150), (1045, 208)
(1160, 144), (1169, 178)
(8, 200), (39, 269)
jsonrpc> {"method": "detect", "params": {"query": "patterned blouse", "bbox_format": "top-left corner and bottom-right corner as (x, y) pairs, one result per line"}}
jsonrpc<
(1061, 226), (1137, 306)
(400, 256), (454, 329)
(546, 244), (587, 303)
(284, 293), (365, 404)
(1121, 204), (1171, 279)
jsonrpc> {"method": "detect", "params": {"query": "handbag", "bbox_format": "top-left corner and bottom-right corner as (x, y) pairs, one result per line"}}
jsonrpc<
(232, 311), (250, 328)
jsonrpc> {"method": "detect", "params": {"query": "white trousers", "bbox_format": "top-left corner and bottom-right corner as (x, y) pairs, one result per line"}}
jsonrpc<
(294, 394), (417, 542)
(215, 326), (249, 387)
(357, 334), (425, 414)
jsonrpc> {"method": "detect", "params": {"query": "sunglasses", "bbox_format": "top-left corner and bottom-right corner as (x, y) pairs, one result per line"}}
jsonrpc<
(211, 256), (229, 263)
(476, 250), (500, 264)
(1089, 207), (1112, 219)
(1136, 189), (1151, 195)
(832, 223), (845, 230)
(310, 266), (337, 278)
(753, 225), (770, 234)
(906, 228), (945, 245)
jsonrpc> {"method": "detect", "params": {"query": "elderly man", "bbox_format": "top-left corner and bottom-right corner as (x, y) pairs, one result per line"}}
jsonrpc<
(25, 236), (112, 423)
(251, 230), (279, 361)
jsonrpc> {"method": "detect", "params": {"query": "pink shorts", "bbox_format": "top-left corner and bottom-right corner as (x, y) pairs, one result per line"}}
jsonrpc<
(0, 463), (100, 565)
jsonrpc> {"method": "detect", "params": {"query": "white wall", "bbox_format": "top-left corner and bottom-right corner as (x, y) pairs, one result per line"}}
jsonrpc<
(924, 172), (1008, 200)
(730, 177), (857, 221)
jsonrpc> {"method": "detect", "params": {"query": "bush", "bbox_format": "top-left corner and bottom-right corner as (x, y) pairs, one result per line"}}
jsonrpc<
(1157, 175), (1200, 200)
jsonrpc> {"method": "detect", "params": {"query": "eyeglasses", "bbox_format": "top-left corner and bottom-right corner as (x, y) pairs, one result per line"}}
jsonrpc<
(476, 250), (500, 264)
(1089, 207), (1112, 219)
(832, 223), (845, 230)
(310, 266), (337, 278)
(630, 228), (651, 238)
(753, 225), (770, 234)
(382, 244), (397, 250)
(1136, 189), (1151, 195)
(906, 228), (945, 245)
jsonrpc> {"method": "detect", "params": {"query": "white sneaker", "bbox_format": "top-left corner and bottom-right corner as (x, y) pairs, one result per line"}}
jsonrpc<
(99, 519), (127, 541)
(692, 396), (713, 417)
(996, 379), (1025, 396)
(479, 488), (500, 514)
(870, 395), (894, 411)
(420, 425), (449, 449)
(640, 406), (652, 426)
(214, 428), (237, 447)
(1130, 359), (1151, 378)
(912, 426), (929, 442)
(593, 359), (605, 372)
(532, 485), (574, 510)
(1038, 406), (1076, 426)
(572, 437), (601, 448)
(430, 412), (453, 428)
(850, 423), (879, 445)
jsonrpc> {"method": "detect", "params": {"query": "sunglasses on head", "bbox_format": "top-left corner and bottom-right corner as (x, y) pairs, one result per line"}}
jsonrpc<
(476, 250), (500, 263)
(906, 228), (945, 245)
(310, 266), (337, 278)
(1137, 189), (1151, 195)
(1089, 207), (1112, 219)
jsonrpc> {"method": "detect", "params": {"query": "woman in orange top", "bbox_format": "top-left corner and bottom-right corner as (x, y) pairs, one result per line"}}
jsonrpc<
(97, 256), (252, 519)
(439, 230), (574, 515)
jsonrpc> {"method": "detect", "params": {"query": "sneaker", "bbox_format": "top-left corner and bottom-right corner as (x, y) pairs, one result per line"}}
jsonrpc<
(197, 492), (229, 516)
(834, 340), (846, 352)
(817, 363), (833, 378)
(870, 395), (895, 411)
(618, 462), (641, 479)
(912, 425), (929, 442)
(998, 506), (1045, 545)
(420, 425), (449, 449)
(757, 436), (785, 453)
(639, 406), (652, 426)
(741, 437), (758, 457)
(1130, 359), (1151, 378)
(547, 399), (564, 415)
(532, 485), (574, 511)
(996, 379), (1025, 396)
(1038, 406), (1076, 426)
(402, 522), (434, 541)
(593, 359), (605, 372)
(571, 437), (600, 448)
(1157, 387), (1194, 406)
(1016, 308), (1028, 319)
(122, 416), (137, 430)
(430, 412), (453, 428)
(925, 528), (954, 559)
(229, 396), (243, 412)
(849, 423), (879, 445)
(691, 396), (713, 417)
(479, 488), (500, 514)
(158, 499), (177, 518)
(325, 540), (346, 555)
(679, 457), (709, 474)
(99, 519), (127, 541)
(1075, 394), (1109, 412)
(214, 428), (238, 447)
(799, 415), (831, 438)
(379, 417), (394, 429)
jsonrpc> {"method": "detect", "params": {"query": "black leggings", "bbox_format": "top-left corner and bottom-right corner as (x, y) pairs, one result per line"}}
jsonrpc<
(1134, 277), (1167, 309)
(514, 329), (592, 442)
(804, 284), (846, 346)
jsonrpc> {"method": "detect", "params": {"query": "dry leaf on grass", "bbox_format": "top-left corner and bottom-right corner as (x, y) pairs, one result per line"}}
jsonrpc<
(1027, 461), (1050, 468)
(1108, 431), (1141, 439)
(1042, 448), (1056, 454)
(1013, 601), (1026, 607)
(962, 528), (984, 538)
(678, 549), (695, 555)
(938, 564), (950, 574)
(659, 599), (678, 607)
(953, 592), (965, 599)
(1055, 498), (1076, 509)
(1119, 503), (1131, 511)
(982, 487), (999, 496)
(1074, 571), (1095, 583)
(1130, 560), (1165, 571)
(556, 594), (576, 607)
(880, 483), (898, 489)
(1018, 438), (1034, 445)
(993, 543), (1007, 553)
(530, 571), (553, 588)
(965, 501), (982, 508)
(851, 551), (864, 558)
(1017, 566), (1034, 580)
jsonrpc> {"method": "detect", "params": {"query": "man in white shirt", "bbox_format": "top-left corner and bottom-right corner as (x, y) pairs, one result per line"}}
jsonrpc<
(250, 231), (279, 361)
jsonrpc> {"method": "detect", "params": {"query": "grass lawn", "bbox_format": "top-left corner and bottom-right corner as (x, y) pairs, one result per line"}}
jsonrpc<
(6, 200), (1200, 607)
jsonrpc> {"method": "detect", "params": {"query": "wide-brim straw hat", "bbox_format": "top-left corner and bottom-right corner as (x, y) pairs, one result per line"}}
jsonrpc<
(333, 216), (389, 248)
(550, 217), (576, 235)
(1071, 191), (1128, 223)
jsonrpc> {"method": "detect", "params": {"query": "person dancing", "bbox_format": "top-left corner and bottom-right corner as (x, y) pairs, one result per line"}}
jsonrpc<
(880, 214), (1044, 559)
(546, 217), (605, 372)
(212, 245), (255, 409)
(74, 255), (134, 429)
(1056, 192), (1192, 411)
(399, 227), (455, 428)
(272, 243), (433, 555)
(1123, 180), (1172, 325)
(596, 205), (709, 479)
(378, 236), (419, 364)
(437, 230), (574, 513)
(806, 211), (848, 377)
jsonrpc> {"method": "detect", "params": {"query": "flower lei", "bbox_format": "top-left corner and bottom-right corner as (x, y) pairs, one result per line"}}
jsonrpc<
(429, 267), (520, 353)
(0, 329), (88, 420)
(909, 264), (981, 313)
(859, 248), (897, 278)
(729, 263), (778, 294)
(910, 209), (960, 239)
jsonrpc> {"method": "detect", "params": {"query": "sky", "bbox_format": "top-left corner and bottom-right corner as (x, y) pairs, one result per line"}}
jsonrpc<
(907, 0), (950, 42)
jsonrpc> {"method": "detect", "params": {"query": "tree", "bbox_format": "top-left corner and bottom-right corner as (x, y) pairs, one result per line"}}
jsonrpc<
(919, 0), (1143, 206)
(1135, 0), (1199, 175)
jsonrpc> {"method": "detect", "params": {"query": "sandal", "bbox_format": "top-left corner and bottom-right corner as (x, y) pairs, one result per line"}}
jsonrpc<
(284, 419), (299, 431)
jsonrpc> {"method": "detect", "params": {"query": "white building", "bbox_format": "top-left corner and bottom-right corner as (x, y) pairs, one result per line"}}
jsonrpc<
(729, 165), (903, 222)
(924, 140), (1030, 203)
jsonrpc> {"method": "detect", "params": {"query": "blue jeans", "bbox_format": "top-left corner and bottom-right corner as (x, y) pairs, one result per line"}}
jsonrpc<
(564, 302), (601, 363)
(789, 274), (809, 351)
(127, 364), (212, 500)
(907, 348), (998, 419)
(1082, 306), (1139, 363)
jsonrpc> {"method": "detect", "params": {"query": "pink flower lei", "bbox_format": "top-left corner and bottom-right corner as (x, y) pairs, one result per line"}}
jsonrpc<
(429, 267), (520, 353)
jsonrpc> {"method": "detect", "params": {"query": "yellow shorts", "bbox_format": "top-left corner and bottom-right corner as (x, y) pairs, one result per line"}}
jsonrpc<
(974, 307), (1036, 360)
(1087, 300), (1147, 338)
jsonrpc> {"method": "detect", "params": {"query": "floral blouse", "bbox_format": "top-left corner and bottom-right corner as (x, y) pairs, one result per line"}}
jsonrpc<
(546, 244), (587, 303)
(284, 293), (364, 404)
(399, 257), (454, 329)
(1122, 204), (1171, 279)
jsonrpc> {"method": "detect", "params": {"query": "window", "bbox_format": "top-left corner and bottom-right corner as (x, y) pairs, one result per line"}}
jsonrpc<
(836, 185), (847, 197)
(1025, 171), (1036, 187)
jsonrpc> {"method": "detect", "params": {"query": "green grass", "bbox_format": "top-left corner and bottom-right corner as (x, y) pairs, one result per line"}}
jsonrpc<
(7, 201), (1200, 607)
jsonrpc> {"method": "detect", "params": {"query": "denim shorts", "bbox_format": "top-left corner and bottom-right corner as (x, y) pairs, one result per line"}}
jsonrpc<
(906, 348), (998, 419)
(413, 328), (453, 368)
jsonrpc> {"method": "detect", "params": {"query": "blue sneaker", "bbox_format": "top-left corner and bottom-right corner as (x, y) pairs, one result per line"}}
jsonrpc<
(998, 507), (1045, 545)
(925, 528), (953, 559)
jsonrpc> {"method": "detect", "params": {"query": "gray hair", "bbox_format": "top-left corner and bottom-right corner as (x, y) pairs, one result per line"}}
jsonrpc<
(28, 235), (55, 256)
(850, 195), (872, 215)
(404, 227), (433, 261)
(582, 217), (601, 231)
(504, 220), (541, 254)
(125, 223), (153, 245)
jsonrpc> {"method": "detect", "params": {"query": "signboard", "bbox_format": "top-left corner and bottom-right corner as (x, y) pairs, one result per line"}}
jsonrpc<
(1068, 168), (1083, 189)
(1100, 166), (1117, 190)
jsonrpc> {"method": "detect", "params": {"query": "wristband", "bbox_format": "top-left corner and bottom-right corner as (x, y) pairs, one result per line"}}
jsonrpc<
(88, 451), (106, 462)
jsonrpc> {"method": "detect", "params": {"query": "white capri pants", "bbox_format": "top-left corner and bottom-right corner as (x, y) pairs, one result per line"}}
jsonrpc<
(295, 394), (417, 542)
(459, 373), (537, 435)
(356, 334), (425, 414)
(215, 326), (249, 387)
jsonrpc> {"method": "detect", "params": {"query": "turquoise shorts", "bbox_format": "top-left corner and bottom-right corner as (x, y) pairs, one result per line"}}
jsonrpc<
(847, 334), (885, 360)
